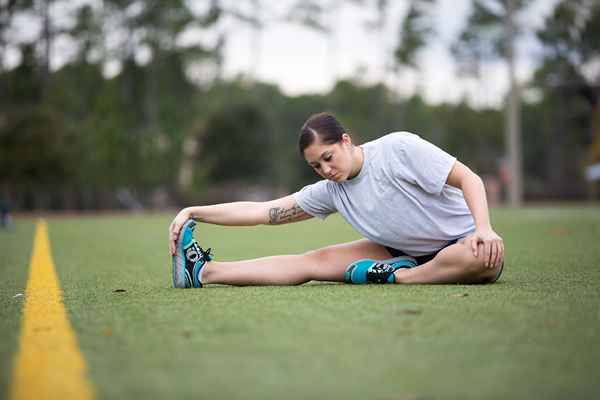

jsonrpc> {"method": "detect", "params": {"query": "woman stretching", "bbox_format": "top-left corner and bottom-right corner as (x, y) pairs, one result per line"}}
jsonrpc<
(169, 112), (504, 288)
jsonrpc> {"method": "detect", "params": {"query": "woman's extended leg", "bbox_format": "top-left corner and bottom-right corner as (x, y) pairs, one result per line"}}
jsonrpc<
(393, 241), (503, 284)
(201, 239), (392, 286)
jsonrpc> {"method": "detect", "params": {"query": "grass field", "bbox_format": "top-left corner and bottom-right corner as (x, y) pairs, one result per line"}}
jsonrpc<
(1, 207), (599, 399)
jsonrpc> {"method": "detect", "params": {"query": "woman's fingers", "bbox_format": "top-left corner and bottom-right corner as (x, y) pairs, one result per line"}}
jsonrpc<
(490, 241), (498, 268)
(169, 235), (175, 255)
(488, 240), (504, 268)
(168, 223), (173, 254)
(170, 234), (177, 255)
(484, 241), (492, 267)
(469, 235), (479, 257)
(168, 220), (181, 255)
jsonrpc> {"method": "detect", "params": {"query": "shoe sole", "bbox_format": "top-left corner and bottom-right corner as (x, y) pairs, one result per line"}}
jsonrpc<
(172, 219), (196, 288)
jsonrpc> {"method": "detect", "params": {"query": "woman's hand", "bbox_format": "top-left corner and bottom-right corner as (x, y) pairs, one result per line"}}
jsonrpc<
(465, 228), (504, 268)
(169, 208), (193, 255)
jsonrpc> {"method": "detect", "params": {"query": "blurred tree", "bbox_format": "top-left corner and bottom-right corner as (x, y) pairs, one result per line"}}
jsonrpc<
(0, 0), (227, 208)
(286, 0), (328, 32)
(328, 79), (396, 143)
(2, 44), (41, 106)
(394, 0), (434, 71)
(390, 0), (435, 134)
(0, 45), (75, 207)
(82, 0), (223, 199)
(0, 0), (18, 73)
(0, 105), (74, 183)
(203, 103), (270, 183)
(432, 100), (503, 174)
(453, 0), (530, 205)
(534, 0), (600, 198)
(2, 0), (596, 209)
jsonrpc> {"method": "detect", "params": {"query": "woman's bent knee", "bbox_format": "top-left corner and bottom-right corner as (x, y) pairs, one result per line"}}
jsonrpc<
(483, 261), (504, 283)
(457, 243), (501, 283)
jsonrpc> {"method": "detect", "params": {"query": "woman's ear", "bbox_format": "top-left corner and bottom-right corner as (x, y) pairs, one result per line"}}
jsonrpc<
(341, 133), (352, 145)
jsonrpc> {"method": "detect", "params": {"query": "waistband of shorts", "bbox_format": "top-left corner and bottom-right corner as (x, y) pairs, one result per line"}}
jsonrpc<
(384, 238), (459, 265)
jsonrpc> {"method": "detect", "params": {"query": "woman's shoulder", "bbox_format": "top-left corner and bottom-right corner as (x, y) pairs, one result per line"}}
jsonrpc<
(384, 131), (419, 142)
(364, 131), (419, 152)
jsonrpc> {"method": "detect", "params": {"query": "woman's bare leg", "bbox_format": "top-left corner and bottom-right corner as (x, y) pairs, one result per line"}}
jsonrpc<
(393, 241), (503, 284)
(201, 239), (391, 285)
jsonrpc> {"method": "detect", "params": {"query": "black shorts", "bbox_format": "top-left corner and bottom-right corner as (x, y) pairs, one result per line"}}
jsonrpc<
(384, 239), (459, 265)
(385, 239), (505, 283)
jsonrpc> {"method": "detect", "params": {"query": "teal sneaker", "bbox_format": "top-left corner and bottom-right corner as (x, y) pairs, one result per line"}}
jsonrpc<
(172, 219), (213, 288)
(344, 256), (417, 284)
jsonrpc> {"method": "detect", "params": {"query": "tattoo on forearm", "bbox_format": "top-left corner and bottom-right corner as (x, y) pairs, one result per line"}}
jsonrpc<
(268, 205), (306, 224)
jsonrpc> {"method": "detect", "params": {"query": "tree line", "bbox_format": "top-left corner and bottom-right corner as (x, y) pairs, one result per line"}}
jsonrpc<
(0, 0), (599, 210)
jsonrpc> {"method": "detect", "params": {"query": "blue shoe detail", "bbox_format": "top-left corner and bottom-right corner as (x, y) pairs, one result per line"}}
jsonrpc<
(344, 256), (417, 284)
(172, 219), (213, 288)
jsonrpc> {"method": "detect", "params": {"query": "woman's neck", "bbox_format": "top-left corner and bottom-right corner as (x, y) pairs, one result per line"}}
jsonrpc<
(348, 146), (364, 180)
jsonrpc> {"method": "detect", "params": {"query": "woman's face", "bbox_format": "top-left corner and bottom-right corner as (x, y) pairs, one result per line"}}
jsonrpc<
(303, 134), (355, 182)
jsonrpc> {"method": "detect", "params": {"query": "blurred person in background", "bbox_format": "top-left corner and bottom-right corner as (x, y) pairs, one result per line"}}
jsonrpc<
(0, 196), (14, 230)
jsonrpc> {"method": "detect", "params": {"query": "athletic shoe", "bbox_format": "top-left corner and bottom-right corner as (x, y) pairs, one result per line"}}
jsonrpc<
(344, 256), (417, 284)
(172, 219), (213, 288)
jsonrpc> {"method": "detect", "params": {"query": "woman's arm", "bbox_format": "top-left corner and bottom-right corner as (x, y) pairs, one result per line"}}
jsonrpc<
(446, 161), (504, 269)
(168, 195), (312, 254)
(184, 195), (312, 226)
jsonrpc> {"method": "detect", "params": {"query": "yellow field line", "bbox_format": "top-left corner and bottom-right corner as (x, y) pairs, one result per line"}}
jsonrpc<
(11, 220), (95, 400)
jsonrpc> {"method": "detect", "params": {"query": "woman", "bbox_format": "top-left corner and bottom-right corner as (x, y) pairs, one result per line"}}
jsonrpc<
(169, 112), (504, 288)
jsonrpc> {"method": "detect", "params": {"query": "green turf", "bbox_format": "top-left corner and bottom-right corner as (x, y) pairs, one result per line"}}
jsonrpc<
(0, 221), (33, 398)
(2, 207), (600, 399)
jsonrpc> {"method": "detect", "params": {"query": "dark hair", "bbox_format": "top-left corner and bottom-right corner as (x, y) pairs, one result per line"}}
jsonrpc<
(298, 112), (347, 156)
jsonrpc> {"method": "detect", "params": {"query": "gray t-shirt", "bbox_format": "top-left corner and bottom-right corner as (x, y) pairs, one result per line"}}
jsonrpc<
(293, 131), (475, 256)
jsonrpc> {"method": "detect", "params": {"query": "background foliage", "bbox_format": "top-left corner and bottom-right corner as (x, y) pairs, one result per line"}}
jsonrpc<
(1, 0), (599, 210)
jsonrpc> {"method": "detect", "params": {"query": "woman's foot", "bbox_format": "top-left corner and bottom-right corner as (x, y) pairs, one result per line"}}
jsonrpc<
(172, 220), (213, 288)
(344, 256), (417, 284)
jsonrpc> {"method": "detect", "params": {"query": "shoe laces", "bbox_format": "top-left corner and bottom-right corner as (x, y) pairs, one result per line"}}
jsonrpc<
(366, 262), (395, 283)
(191, 241), (213, 262)
(369, 262), (394, 274)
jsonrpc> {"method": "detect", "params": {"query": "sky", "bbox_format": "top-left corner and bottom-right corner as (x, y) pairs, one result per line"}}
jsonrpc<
(3, 0), (561, 108)
(216, 0), (560, 108)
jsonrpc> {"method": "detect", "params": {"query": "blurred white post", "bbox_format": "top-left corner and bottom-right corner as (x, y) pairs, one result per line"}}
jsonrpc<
(177, 135), (199, 192)
(504, 0), (523, 207)
(250, 0), (262, 80)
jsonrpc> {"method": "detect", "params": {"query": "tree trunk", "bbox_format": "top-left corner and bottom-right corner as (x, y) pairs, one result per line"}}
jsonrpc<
(177, 122), (206, 194)
(504, 0), (523, 206)
(250, 0), (262, 81)
(40, 0), (52, 99)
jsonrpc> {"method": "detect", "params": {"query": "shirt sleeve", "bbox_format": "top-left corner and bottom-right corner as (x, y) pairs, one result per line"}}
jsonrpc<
(389, 132), (457, 195)
(292, 180), (337, 220)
